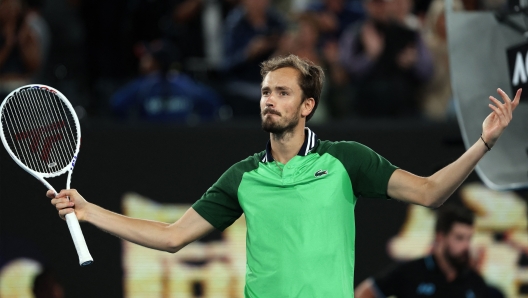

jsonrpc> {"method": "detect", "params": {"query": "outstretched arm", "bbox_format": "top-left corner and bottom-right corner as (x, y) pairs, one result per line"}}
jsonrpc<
(49, 189), (215, 253)
(387, 88), (522, 207)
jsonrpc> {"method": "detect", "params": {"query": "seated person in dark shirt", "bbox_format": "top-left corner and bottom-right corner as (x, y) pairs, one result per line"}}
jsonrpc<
(355, 205), (499, 298)
(221, 0), (286, 117)
(111, 40), (223, 123)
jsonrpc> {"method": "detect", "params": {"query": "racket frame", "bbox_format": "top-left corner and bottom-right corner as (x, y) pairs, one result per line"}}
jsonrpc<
(0, 84), (93, 266)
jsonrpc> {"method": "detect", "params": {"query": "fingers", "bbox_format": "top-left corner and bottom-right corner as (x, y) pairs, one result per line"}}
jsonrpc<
(58, 208), (75, 219)
(496, 88), (512, 110)
(489, 96), (508, 121)
(51, 197), (74, 209)
(490, 87), (520, 121)
(512, 88), (523, 109)
(46, 189), (56, 198)
(50, 196), (75, 220)
(496, 87), (522, 112)
(55, 189), (78, 198)
(488, 102), (503, 118)
(47, 189), (70, 202)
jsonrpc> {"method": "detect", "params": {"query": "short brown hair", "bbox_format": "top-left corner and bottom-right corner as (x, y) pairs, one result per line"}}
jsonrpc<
(435, 205), (474, 234)
(260, 54), (325, 121)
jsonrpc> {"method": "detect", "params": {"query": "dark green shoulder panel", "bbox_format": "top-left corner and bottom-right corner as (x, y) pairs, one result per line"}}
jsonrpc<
(192, 152), (263, 230)
(314, 140), (397, 199)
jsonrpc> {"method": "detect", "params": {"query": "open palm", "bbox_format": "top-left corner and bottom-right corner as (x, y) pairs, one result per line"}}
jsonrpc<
(482, 88), (522, 148)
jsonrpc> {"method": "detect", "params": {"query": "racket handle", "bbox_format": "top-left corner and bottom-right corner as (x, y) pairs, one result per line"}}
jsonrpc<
(65, 212), (94, 266)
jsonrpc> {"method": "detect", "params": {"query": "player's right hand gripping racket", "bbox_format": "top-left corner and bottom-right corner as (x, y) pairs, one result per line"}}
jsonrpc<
(0, 84), (93, 266)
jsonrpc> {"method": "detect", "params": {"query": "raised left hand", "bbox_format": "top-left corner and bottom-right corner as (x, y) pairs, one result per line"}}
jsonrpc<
(482, 88), (522, 148)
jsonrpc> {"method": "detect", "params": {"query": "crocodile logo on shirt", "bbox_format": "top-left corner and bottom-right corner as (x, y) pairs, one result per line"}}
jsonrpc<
(314, 170), (328, 178)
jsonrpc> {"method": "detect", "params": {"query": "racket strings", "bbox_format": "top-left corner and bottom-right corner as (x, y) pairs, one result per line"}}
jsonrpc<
(1, 88), (78, 175)
(21, 89), (74, 172)
(24, 90), (64, 172)
(30, 89), (77, 169)
(11, 94), (47, 172)
(5, 91), (52, 173)
(19, 90), (53, 172)
(30, 89), (71, 167)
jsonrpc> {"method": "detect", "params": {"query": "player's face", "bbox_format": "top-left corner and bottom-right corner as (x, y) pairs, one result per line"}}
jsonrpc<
(260, 67), (307, 134)
(443, 223), (474, 271)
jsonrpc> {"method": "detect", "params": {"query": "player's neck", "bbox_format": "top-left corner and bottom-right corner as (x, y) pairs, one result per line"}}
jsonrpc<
(433, 248), (458, 282)
(270, 125), (305, 164)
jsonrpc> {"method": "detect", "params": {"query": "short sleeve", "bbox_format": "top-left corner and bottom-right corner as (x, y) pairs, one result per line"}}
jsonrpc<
(192, 156), (259, 231)
(325, 141), (398, 199)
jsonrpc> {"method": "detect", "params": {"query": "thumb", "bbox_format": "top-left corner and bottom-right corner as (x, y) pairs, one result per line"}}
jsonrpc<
(46, 190), (56, 198)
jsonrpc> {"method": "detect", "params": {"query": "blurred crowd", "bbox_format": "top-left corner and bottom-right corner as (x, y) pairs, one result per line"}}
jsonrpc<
(0, 0), (508, 124)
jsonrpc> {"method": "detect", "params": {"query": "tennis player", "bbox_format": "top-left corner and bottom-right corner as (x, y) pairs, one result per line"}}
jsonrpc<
(49, 54), (521, 297)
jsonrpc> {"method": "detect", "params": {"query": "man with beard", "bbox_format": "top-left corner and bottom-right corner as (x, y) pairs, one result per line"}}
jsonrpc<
(49, 54), (520, 297)
(354, 205), (492, 298)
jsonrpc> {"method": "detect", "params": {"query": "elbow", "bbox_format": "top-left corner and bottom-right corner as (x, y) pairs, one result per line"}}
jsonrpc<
(165, 231), (186, 254)
(166, 245), (181, 254)
(423, 193), (445, 209)
(166, 248), (180, 254)
(419, 178), (444, 209)
(166, 238), (185, 254)
(427, 199), (444, 209)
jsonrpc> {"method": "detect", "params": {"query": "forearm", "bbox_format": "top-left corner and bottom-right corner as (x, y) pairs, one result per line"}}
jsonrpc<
(390, 88), (520, 207)
(424, 138), (488, 207)
(84, 203), (181, 253)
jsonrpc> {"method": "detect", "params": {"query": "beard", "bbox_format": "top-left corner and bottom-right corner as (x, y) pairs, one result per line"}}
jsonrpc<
(261, 107), (300, 135)
(444, 248), (470, 273)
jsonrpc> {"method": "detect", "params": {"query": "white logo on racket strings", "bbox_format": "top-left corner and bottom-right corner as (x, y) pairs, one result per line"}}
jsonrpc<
(70, 156), (77, 170)
(48, 162), (57, 168)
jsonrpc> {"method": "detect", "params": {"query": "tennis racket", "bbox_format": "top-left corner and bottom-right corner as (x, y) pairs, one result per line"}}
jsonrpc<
(0, 84), (93, 266)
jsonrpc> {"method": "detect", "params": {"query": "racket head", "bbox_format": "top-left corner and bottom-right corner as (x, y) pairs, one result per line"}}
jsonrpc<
(0, 84), (81, 179)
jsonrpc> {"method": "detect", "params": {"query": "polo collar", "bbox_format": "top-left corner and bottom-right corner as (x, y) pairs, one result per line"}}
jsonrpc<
(261, 127), (318, 162)
(425, 254), (471, 280)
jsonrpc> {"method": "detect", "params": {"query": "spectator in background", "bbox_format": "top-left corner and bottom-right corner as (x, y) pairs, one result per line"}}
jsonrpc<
(110, 40), (224, 124)
(24, 0), (50, 83)
(419, 0), (464, 122)
(273, 12), (335, 123)
(305, 0), (365, 43)
(0, 0), (43, 98)
(302, 0), (366, 121)
(222, 0), (287, 117)
(273, 13), (322, 66)
(339, 0), (434, 118)
(273, 11), (352, 122)
(354, 205), (499, 298)
(170, 0), (240, 74)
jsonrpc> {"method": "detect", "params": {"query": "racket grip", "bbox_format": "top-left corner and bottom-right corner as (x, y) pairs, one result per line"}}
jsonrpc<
(65, 212), (94, 266)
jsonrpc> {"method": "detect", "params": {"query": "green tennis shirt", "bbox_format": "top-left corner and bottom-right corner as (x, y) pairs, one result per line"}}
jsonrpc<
(192, 128), (398, 297)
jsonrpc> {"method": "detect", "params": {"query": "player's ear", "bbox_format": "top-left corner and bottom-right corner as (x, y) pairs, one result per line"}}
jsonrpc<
(301, 97), (315, 118)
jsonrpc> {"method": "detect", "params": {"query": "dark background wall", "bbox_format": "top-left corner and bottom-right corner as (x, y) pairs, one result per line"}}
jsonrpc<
(0, 120), (514, 297)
